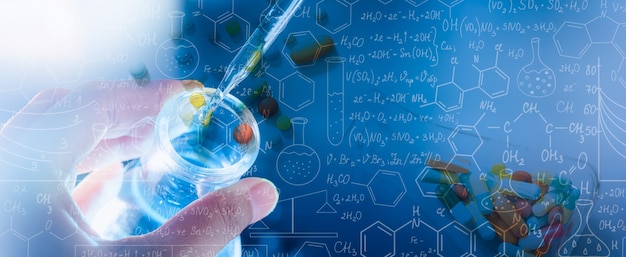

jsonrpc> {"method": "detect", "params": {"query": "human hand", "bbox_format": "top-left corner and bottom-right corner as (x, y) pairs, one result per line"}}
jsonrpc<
(0, 80), (279, 256)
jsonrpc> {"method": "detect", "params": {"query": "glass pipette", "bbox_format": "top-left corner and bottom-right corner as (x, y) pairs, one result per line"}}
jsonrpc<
(200, 0), (304, 125)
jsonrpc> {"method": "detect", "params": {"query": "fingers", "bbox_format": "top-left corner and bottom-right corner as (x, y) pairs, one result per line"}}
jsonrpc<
(119, 177), (279, 255)
(72, 162), (125, 219)
(0, 80), (202, 175)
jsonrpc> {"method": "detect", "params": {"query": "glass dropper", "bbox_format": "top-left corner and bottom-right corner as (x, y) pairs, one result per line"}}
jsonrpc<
(200, 0), (304, 125)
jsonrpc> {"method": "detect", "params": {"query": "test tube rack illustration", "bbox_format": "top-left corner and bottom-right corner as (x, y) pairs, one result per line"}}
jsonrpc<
(155, 11), (200, 79)
(276, 117), (321, 186)
(326, 56), (345, 146)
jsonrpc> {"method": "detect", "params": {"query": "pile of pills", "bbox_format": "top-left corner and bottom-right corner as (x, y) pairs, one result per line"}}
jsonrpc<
(420, 160), (580, 256)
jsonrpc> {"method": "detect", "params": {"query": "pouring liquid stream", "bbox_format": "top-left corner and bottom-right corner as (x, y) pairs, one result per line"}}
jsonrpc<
(198, 0), (304, 129)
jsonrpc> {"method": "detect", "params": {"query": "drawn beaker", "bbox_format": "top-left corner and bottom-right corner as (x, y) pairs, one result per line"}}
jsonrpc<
(155, 11), (200, 79)
(517, 37), (556, 97)
(276, 117), (321, 186)
(558, 199), (610, 257)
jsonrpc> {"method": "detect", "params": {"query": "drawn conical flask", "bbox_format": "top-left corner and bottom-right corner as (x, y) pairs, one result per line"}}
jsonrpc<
(276, 117), (321, 186)
(517, 37), (556, 97)
(155, 11), (200, 79)
(558, 199), (610, 257)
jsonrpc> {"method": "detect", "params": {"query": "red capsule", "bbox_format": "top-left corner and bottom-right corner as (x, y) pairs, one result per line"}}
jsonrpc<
(453, 184), (469, 202)
(511, 170), (533, 183)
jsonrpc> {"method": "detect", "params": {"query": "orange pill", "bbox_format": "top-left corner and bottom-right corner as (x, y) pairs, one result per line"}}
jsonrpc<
(233, 123), (253, 144)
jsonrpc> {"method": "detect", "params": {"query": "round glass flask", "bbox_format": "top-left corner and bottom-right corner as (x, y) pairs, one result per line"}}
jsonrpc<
(86, 88), (260, 257)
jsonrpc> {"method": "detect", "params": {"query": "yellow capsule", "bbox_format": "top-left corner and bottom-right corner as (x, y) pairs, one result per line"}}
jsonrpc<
(202, 108), (213, 126)
(245, 49), (262, 73)
(189, 92), (206, 109)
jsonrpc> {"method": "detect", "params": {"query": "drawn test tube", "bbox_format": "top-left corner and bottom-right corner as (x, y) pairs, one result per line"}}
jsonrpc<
(326, 57), (346, 146)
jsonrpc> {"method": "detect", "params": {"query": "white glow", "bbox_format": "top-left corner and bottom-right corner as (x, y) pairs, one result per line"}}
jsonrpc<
(0, 0), (176, 62)
(0, 1), (82, 60)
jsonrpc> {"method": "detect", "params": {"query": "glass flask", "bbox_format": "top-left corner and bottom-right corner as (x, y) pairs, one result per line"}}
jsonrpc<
(276, 117), (321, 186)
(155, 11), (200, 79)
(516, 37), (556, 97)
(85, 88), (260, 257)
(558, 199), (610, 257)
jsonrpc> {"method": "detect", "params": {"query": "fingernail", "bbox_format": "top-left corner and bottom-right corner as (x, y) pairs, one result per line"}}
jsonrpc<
(244, 178), (279, 223)
(182, 80), (204, 90)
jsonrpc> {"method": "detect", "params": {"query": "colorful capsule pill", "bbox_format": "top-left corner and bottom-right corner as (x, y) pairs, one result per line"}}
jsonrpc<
(491, 191), (528, 238)
(526, 214), (548, 231)
(466, 200), (495, 240)
(486, 212), (519, 245)
(515, 198), (532, 218)
(561, 187), (580, 224)
(427, 159), (470, 174)
(418, 169), (460, 184)
(436, 184), (473, 226)
(453, 184), (469, 202)
(491, 163), (508, 179)
(501, 178), (542, 200)
(518, 223), (563, 250)
(465, 171), (493, 215)
(289, 34), (334, 65)
(532, 190), (566, 217)
(511, 170), (533, 183)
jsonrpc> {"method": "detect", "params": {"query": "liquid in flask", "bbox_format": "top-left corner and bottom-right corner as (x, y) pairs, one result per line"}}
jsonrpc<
(84, 88), (260, 257)
(558, 199), (610, 257)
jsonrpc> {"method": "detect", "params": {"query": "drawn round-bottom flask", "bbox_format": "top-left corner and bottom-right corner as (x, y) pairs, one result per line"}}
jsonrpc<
(558, 199), (610, 257)
(276, 117), (320, 186)
(155, 11), (200, 79)
(517, 37), (556, 97)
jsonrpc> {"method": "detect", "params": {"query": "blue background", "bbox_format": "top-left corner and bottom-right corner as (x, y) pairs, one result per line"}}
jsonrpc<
(3, 0), (626, 256)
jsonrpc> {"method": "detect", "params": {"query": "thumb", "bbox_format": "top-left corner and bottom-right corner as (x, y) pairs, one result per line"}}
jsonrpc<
(120, 177), (279, 254)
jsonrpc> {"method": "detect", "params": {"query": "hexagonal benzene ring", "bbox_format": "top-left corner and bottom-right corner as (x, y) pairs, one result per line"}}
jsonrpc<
(203, 117), (228, 153)
(448, 125), (483, 155)
(394, 219), (438, 256)
(553, 22), (591, 58)
(316, 0), (352, 34)
(438, 0), (464, 8)
(435, 82), (464, 112)
(478, 66), (509, 98)
(279, 72), (315, 111)
(586, 16), (618, 44)
(415, 166), (453, 198)
(378, 0), (393, 4)
(214, 13), (250, 53)
(438, 221), (471, 256)
(367, 170), (406, 207)
(131, 117), (156, 154)
(281, 31), (328, 67)
(405, 0), (428, 7)
(612, 23), (626, 56)
(360, 221), (395, 257)
(294, 241), (331, 257)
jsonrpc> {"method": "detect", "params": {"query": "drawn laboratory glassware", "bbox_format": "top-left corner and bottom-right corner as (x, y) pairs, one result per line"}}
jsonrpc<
(558, 199), (610, 257)
(155, 11), (200, 79)
(84, 89), (260, 257)
(517, 37), (556, 97)
(326, 57), (346, 146)
(276, 117), (321, 186)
